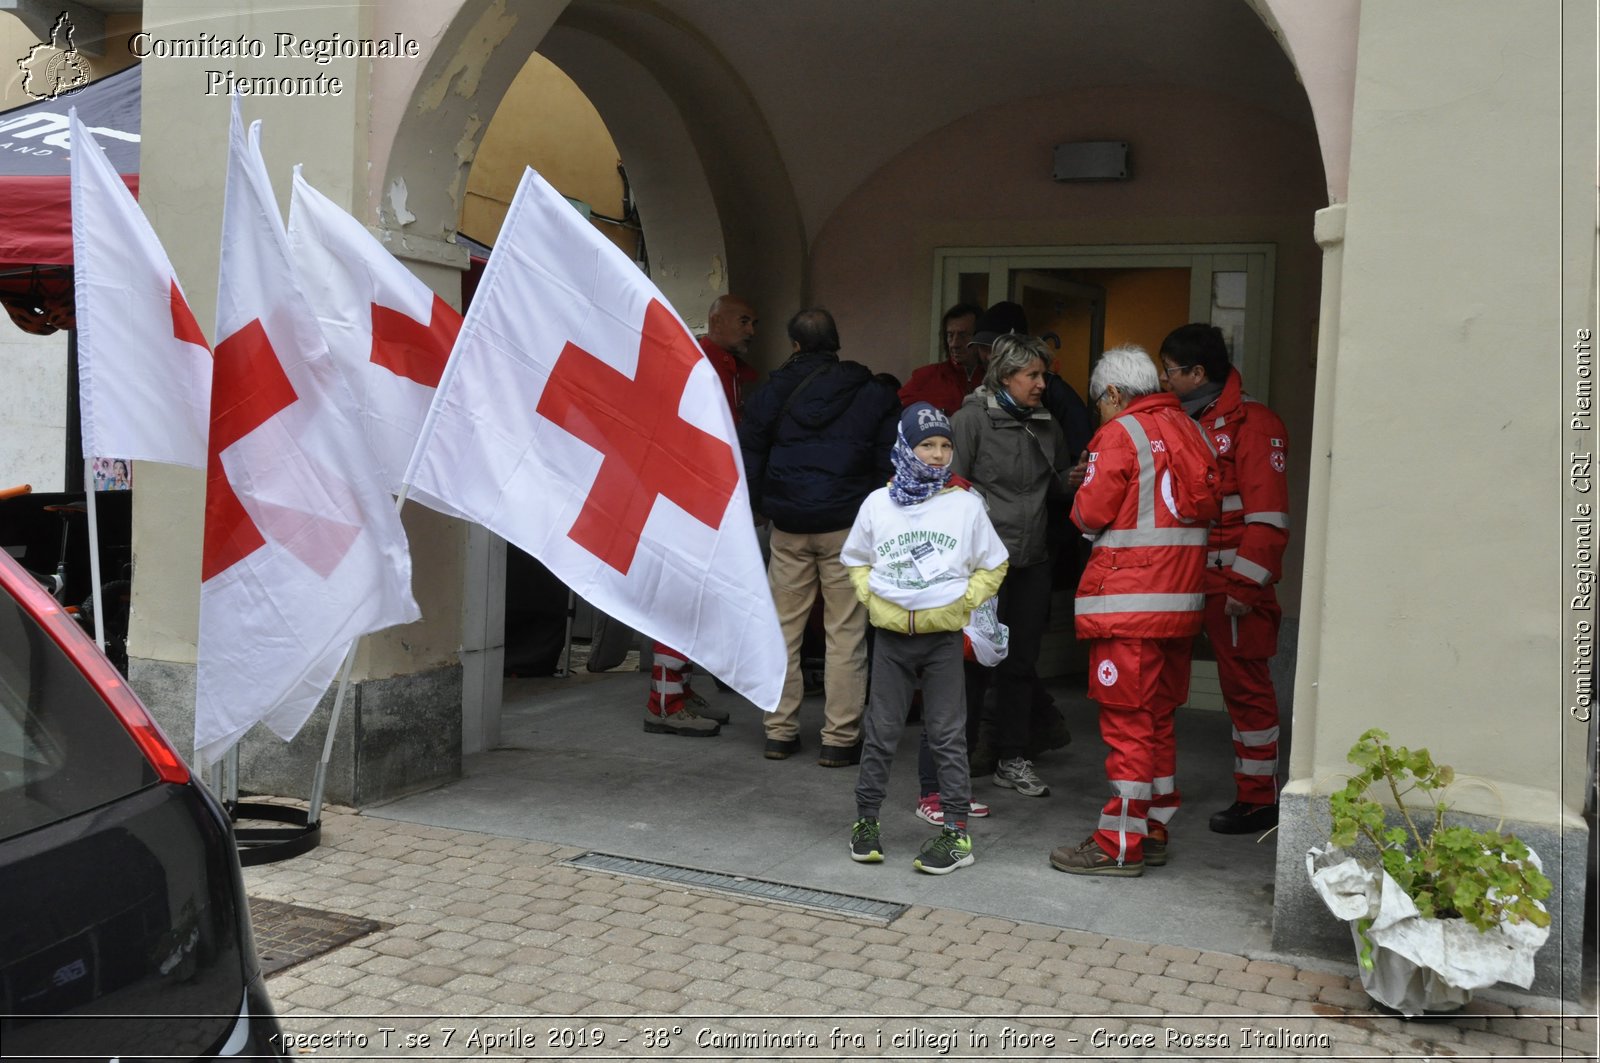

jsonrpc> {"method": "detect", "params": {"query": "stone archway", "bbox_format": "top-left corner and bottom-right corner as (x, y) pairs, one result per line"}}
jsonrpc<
(369, 0), (811, 754)
(375, 0), (805, 371)
(1243, 0), (1359, 203)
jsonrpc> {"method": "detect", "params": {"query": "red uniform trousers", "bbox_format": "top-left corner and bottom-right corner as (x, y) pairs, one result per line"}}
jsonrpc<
(1085, 636), (1191, 863)
(1203, 587), (1282, 805)
(647, 642), (693, 716)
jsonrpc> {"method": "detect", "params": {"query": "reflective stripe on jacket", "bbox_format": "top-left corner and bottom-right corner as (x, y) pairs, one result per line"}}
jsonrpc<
(1072, 392), (1218, 639)
(1196, 369), (1290, 602)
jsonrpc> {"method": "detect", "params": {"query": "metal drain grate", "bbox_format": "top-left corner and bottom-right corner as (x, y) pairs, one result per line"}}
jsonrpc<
(248, 897), (386, 976)
(565, 852), (908, 923)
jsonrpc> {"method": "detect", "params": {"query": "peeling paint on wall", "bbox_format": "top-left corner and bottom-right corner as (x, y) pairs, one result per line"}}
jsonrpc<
(416, 0), (518, 114)
(455, 114), (484, 168)
(442, 113), (485, 215)
(706, 254), (726, 294)
(388, 177), (416, 226)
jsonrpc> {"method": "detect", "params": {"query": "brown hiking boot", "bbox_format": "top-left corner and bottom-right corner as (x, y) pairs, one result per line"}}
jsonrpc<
(684, 689), (730, 723)
(1049, 837), (1144, 877)
(642, 705), (720, 737)
(1143, 823), (1169, 867)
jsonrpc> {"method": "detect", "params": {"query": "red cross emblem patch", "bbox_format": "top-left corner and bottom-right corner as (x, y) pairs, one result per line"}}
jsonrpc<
(536, 299), (740, 575)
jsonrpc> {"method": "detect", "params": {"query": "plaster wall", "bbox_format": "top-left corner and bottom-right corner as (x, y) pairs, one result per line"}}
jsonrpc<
(540, 6), (805, 371)
(535, 26), (727, 334)
(1249, 0), (1359, 203)
(0, 329), (66, 491)
(809, 85), (1325, 616)
(1297, 0), (1580, 820)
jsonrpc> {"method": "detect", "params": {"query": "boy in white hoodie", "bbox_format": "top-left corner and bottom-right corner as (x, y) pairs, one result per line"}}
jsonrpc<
(840, 402), (1009, 874)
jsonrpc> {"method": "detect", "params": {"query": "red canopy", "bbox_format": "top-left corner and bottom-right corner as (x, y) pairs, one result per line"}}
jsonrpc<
(0, 172), (137, 269)
(0, 64), (140, 333)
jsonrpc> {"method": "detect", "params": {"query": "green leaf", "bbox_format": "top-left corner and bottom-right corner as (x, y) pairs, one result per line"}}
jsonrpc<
(1325, 730), (1550, 942)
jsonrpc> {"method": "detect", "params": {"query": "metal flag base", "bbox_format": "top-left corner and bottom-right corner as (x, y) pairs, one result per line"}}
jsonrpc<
(213, 642), (354, 866)
(210, 491), (404, 866)
(214, 742), (324, 866)
(229, 799), (322, 866)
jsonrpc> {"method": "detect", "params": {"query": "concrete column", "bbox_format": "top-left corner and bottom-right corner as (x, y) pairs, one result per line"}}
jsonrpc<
(1269, 2), (1590, 998)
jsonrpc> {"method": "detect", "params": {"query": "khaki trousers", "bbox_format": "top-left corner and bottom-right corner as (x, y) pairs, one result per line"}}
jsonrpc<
(765, 527), (868, 748)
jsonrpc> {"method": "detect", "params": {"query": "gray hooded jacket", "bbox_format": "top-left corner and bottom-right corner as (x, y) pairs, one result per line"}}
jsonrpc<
(950, 387), (1070, 568)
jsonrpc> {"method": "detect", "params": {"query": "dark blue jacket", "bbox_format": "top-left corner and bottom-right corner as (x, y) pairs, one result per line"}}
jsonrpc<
(739, 351), (900, 534)
(1044, 372), (1092, 459)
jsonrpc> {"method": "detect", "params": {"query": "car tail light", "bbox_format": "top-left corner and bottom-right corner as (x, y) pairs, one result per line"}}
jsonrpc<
(2, 552), (191, 784)
(71, 635), (191, 785)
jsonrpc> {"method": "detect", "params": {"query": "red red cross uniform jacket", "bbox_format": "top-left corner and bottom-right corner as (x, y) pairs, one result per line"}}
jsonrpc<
(698, 336), (758, 421)
(1195, 368), (1290, 805)
(1071, 391), (1219, 864)
(1072, 392), (1215, 641)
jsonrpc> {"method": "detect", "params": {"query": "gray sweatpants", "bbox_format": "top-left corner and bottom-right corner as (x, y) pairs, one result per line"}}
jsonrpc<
(854, 628), (971, 827)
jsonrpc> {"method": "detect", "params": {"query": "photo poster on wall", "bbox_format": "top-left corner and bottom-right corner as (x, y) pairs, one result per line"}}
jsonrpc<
(91, 457), (132, 492)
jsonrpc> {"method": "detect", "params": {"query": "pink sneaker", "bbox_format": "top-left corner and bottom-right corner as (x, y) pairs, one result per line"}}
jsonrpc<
(915, 794), (990, 825)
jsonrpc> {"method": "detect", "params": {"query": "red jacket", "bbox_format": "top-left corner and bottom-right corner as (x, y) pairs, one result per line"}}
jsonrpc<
(1194, 369), (1290, 605)
(899, 357), (982, 415)
(699, 337), (757, 424)
(1072, 392), (1219, 639)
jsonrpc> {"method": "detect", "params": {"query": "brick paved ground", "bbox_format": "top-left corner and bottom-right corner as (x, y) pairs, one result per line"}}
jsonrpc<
(244, 810), (1597, 1061)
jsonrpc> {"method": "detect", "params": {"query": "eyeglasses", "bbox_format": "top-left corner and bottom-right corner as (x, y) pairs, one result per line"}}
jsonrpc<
(1160, 362), (1194, 379)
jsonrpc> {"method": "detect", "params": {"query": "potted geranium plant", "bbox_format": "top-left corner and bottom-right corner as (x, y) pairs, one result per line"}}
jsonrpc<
(1306, 728), (1552, 1016)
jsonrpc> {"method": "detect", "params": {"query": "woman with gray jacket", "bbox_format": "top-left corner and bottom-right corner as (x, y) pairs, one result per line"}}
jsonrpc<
(950, 334), (1072, 799)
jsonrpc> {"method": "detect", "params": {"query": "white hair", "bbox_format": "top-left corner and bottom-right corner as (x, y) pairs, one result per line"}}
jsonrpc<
(1089, 345), (1161, 402)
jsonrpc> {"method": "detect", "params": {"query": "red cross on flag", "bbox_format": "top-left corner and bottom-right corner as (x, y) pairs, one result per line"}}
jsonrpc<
(196, 98), (420, 767)
(69, 109), (210, 467)
(404, 167), (784, 711)
(286, 169), (463, 500)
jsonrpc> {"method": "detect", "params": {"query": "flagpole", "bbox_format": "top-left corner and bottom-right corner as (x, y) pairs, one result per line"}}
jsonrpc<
(81, 458), (106, 651)
(305, 641), (358, 823)
(306, 485), (413, 827)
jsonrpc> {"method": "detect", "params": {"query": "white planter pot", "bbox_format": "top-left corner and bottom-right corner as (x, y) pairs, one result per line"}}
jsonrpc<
(1306, 846), (1550, 1018)
(1349, 925), (1473, 1015)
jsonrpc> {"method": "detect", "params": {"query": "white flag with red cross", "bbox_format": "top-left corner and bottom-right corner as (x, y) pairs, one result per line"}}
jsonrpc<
(404, 167), (784, 711)
(286, 170), (462, 498)
(195, 98), (420, 767)
(70, 109), (211, 467)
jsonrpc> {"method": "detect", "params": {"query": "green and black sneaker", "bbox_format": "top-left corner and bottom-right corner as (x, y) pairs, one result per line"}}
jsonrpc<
(913, 827), (974, 875)
(849, 817), (884, 863)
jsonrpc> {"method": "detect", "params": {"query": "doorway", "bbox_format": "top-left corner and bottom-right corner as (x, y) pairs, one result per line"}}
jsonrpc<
(934, 244), (1276, 402)
(936, 244), (1277, 705)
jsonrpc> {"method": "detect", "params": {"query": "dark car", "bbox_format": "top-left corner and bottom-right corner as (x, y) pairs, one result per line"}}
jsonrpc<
(0, 548), (286, 1059)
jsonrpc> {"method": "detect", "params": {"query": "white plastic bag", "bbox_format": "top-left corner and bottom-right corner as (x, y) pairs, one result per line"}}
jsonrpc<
(964, 596), (1008, 667)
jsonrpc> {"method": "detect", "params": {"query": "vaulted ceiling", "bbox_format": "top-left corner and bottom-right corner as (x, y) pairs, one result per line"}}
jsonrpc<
(549, 0), (1313, 239)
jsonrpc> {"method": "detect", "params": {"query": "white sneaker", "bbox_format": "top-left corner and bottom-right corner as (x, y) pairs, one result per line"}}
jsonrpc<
(994, 757), (1049, 797)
